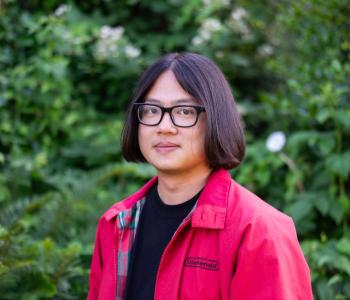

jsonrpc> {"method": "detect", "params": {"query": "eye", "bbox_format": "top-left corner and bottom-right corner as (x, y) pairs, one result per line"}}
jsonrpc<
(143, 106), (160, 115)
(177, 107), (196, 115)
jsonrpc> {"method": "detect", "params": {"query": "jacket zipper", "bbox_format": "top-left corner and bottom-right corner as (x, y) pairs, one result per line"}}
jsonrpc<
(154, 214), (193, 300)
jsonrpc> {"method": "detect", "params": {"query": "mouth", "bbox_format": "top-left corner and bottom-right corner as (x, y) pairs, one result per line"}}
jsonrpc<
(154, 142), (180, 152)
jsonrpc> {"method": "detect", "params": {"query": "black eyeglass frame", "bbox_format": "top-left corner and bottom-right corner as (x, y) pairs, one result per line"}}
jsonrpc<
(133, 103), (206, 128)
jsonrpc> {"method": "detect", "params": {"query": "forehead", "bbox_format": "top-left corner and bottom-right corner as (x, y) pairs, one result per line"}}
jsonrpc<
(144, 98), (198, 106)
(144, 70), (198, 105)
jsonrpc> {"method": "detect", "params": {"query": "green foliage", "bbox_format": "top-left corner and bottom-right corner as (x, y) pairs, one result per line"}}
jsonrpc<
(232, 1), (350, 298)
(0, 0), (349, 298)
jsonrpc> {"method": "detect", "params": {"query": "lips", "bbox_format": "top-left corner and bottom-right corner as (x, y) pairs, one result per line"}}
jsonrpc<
(154, 142), (180, 152)
(155, 142), (179, 148)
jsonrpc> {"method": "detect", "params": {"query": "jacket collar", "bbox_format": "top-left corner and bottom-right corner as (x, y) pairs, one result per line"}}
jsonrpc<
(191, 169), (230, 229)
(102, 169), (231, 229)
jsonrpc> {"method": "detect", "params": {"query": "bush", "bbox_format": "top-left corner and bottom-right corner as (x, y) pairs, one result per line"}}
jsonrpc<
(0, 0), (349, 298)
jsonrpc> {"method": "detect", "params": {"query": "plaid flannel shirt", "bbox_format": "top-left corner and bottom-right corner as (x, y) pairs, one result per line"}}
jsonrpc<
(115, 194), (197, 300)
(115, 197), (146, 300)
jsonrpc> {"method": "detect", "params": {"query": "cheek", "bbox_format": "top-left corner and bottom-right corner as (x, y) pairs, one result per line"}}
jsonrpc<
(193, 135), (206, 157)
(138, 126), (149, 153)
(188, 120), (206, 156)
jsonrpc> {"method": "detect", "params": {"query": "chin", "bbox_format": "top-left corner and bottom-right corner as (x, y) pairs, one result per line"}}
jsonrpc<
(153, 164), (181, 173)
(151, 162), (187, 174)
(147, 155), (182, 170)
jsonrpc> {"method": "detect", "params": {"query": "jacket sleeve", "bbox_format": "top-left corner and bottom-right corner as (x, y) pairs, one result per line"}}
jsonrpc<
(87, 218), (104, 300)
(230, 215), (313, 300)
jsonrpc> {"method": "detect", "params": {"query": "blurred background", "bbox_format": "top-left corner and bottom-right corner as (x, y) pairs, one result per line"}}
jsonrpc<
(0, 0), (349, 299)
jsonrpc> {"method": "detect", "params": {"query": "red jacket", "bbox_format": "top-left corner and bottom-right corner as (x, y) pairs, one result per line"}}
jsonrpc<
(87, 169), (313, 299)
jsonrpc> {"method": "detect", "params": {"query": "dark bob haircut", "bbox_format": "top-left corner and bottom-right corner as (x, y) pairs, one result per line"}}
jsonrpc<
(121, 52), (245, 170)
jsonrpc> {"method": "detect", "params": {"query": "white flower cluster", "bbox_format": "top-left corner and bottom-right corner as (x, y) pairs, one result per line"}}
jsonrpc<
(60, 31), (71, 41)
(266, 131), (286, 152)
(94, 25), (140, 61)
(54, 4), (69, 17)
(231, 7), (246, 21)
(192, 18), (222, 46)
(202, 0), (230, 7)
(100, 26), (124, 40)
(125, 44), (141, 58)
(95, 26), (123, 60)
(257, 44), (274, 57)
(228, 7), (250, 36)
(100, 25), (124, 42)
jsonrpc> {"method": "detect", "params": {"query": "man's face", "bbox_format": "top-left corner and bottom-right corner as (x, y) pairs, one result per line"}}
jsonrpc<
(138, 70), (209, 175)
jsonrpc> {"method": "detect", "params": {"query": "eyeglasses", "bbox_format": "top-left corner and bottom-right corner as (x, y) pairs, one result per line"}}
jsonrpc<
(134, 103), (206, 128)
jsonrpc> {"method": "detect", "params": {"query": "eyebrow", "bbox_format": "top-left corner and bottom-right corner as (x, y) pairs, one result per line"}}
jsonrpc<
(144, 97), (198, 105)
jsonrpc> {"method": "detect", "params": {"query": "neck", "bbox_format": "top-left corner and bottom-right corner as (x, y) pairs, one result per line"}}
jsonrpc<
(156, 166), (212, 205)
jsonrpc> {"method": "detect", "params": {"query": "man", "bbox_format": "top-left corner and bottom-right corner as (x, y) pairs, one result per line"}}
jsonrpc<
(87, 52), (313, 300)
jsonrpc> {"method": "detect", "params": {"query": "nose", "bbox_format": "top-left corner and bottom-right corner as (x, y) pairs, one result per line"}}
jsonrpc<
(157, 111), (177, 134)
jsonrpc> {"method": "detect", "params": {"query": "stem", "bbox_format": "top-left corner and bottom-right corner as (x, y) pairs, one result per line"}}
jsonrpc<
(279, 152), (304, 191)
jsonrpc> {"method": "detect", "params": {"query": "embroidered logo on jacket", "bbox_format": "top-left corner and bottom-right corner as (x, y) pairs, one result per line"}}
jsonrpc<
(184, 257), (219, 271)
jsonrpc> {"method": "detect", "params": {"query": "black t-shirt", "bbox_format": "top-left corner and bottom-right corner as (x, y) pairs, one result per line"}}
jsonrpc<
(125, 184), (200, 300)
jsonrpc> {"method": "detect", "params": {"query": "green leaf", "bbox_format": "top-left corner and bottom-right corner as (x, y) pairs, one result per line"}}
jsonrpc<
(334, 256), (350, 276)
(313, 195), (330, 216)
(0, 152), (4, 164)
(328, 274), (342, 286)
(339, 195), (350, 212)
(317, 134), (336, 155)
(333, 110), (350, 130)
(326, 151), (350, 179)
(344, 282), (350, 297)
(336, 238), (350, 255)
(329, 199), (345, 224)
(316, 279), (334, 300)
(287, 130), (319, 153)
(287, 198), (313, 223)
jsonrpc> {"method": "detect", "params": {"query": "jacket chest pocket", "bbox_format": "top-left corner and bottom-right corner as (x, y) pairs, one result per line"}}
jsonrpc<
(179, 256), (221, 300)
